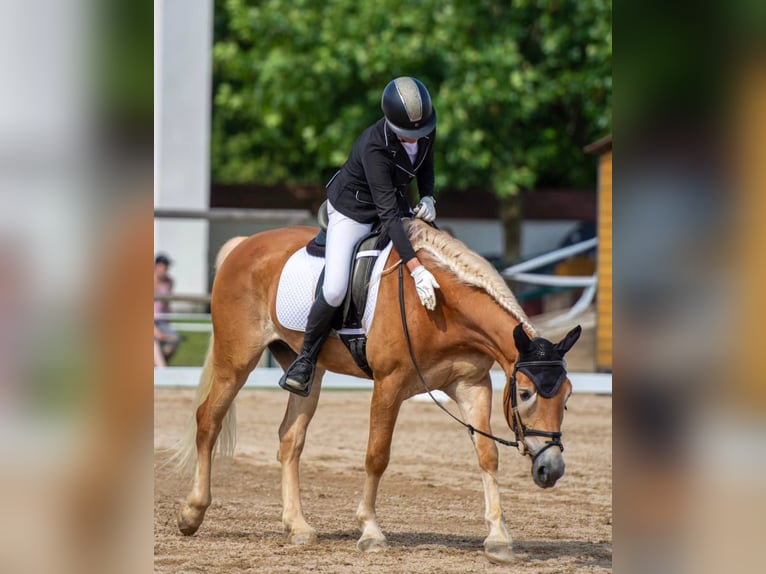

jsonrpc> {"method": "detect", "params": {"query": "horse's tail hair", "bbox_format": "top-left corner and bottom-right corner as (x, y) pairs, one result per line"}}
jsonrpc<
(215, 236), (248, 271)
(168, 334), (237, 478)
(167, 237), (245, 477)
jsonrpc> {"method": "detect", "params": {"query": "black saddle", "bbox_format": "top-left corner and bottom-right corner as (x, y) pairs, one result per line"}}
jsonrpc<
(305, 201), (390, 378)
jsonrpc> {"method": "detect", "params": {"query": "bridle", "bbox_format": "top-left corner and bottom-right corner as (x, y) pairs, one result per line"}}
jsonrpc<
(397, 264), (565, 462)
(502, 360), (565, 459)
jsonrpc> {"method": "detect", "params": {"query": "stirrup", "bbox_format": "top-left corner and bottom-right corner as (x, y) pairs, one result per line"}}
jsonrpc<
(278, 356), (316, 397)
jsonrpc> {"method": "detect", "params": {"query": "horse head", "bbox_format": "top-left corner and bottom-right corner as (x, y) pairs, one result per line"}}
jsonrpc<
(504, 324), (582, 489)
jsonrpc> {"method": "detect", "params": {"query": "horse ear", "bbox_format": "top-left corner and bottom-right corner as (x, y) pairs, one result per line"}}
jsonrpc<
(513, 324), (532, 353)
(555, 325), (582, 355)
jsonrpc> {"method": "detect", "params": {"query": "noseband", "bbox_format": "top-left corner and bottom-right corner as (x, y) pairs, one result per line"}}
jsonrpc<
(397, 264), (565, 462)
(503, 360), (565, 460)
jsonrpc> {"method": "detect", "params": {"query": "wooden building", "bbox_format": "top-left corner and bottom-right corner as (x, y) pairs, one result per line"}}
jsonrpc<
(584, 135), (612, 372)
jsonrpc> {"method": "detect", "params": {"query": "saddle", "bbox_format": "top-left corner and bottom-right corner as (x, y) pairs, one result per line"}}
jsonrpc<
(306, 201), (390, 378)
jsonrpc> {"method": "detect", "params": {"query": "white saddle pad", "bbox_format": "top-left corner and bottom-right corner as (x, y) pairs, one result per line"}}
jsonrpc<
(275, 242), (394, 334)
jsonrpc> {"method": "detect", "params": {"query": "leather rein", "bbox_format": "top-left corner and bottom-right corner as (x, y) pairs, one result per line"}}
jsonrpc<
(397, 263), (564, 461)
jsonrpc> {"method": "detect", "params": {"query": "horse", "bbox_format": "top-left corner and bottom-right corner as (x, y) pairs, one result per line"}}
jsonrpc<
(172, 218), (581, 563)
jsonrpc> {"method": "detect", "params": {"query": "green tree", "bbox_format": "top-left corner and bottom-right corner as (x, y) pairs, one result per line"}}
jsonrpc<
(211, 0), (611, 256)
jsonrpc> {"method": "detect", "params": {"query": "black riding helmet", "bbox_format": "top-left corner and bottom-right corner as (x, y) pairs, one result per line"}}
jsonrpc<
(381, 77), (437, 139)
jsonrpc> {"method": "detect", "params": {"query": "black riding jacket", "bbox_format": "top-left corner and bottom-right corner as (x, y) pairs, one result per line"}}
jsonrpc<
(327, 117), (435, 264)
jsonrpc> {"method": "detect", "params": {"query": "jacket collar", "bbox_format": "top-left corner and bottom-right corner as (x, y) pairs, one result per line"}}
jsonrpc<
(382, 119), (431, 172)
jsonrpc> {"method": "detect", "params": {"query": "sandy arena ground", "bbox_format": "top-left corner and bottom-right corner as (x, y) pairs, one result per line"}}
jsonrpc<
(155, 389), (612, 573)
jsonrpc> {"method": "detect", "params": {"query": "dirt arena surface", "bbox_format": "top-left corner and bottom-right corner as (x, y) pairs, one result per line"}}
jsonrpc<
(155, 389), (612, 573)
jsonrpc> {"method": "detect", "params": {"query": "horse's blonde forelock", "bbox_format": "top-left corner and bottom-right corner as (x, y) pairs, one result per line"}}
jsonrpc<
(405, 219), (536, 338)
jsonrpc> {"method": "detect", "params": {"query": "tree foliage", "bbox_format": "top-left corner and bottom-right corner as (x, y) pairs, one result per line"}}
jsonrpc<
(211, 0), (611, 196)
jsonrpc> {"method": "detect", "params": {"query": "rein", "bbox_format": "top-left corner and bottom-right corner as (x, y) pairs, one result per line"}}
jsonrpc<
(396, 264), (564, 460)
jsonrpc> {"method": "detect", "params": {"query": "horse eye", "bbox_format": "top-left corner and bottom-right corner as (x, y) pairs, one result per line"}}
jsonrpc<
(519, 389), (533, 401)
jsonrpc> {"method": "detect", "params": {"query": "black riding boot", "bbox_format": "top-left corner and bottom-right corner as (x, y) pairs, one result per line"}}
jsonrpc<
(279, 292), (338, 397)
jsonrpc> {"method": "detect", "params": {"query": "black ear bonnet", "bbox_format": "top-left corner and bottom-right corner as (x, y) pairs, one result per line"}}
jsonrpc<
(515, 339), (567, 399)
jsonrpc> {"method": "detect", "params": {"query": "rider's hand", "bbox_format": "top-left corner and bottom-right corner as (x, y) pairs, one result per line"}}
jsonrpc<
(410, 265), (440, 310)
(413, 196), (436, 223)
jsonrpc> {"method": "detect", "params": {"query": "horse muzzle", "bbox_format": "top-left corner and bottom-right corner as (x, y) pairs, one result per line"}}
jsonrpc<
(531, 446), (565, 488)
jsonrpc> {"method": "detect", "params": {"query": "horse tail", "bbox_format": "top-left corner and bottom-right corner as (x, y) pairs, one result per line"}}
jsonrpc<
(215, 236), (248, 270)
(170, 334), (236, 477)
(170, 237), (246, 477)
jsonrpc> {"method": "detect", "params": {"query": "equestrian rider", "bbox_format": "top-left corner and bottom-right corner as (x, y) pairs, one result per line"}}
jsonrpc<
(279, 76), (441, 396)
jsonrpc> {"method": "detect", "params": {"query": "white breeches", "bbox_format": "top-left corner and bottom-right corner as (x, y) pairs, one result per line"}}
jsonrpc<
(322, 201), (374, 307)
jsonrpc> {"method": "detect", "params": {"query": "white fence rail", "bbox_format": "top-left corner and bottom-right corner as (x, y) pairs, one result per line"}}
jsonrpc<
(154, 207), (313, 224)
(155, 313), (211, 321)
(501, 238), (598, 325)
(501, 238), (597, 276)
(154, 367), (612, 395)
(155, 312), (212, 332)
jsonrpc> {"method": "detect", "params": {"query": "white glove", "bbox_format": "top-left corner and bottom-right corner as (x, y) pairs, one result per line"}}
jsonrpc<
(410, 265), (440, 310)
(413, 196), (436, 223)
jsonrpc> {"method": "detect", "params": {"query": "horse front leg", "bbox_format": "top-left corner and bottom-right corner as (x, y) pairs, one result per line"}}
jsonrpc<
(447, 376), (514, 563)
(356, 381), (403, 552)
(277, 368), (324, 545)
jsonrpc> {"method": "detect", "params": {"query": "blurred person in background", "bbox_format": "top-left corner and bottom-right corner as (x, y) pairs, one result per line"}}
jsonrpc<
(279, 76), (441, 396)
(154, 253), (180, 367)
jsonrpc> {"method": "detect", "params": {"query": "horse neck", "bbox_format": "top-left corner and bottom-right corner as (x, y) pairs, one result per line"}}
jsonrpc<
(446, 284), (520, 374)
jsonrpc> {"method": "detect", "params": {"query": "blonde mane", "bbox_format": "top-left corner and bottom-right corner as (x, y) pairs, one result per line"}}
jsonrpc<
(405, 219), (537, 337)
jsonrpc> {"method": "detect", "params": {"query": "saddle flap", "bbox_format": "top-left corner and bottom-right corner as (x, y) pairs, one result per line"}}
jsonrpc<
(343, 231), (389, 327)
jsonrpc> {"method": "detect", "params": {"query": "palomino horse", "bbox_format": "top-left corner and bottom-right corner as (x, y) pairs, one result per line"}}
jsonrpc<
(173, 219), (581, 563)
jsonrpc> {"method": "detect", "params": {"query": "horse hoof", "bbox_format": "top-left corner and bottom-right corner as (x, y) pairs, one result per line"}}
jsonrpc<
(484, 541), (514, 563)
(289, 529), (318, 545)
(357, 536), (388, 552)
(177, 504), (205, 536)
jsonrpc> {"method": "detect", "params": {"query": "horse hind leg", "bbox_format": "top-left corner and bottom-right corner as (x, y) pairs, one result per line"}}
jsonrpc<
(176, 340), (264, 536)
(445, 376), (514, 563)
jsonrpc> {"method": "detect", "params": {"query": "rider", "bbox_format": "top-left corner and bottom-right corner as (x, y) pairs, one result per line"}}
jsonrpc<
(279, 76), (441, 396)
